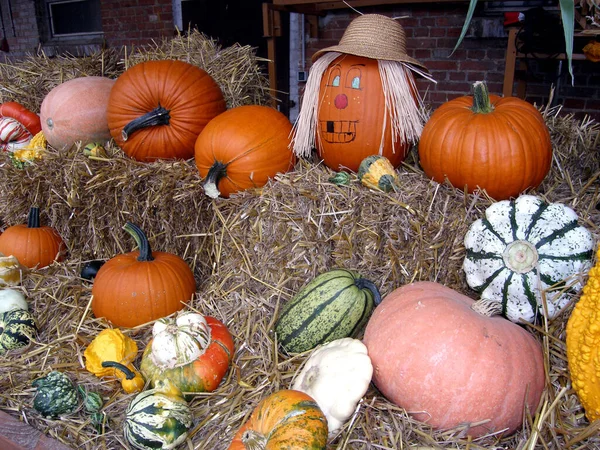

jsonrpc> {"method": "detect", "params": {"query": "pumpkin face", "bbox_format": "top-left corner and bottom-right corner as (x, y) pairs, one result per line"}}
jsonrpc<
(107, 60), (226, 162)
(195, 105), (295, 198)
(418, 81), (552, 200)
(363, 281), (545, 438)
(228, 390), (328, 450)
(0, 207), (65, 269)
(91, 223), (196, 328)
(40, 76), (115, 149)
(316, 54), (413, 172)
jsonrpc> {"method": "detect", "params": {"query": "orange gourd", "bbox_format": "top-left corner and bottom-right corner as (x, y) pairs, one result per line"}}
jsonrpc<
(91, 222), (196, 328)
(195, 105), (295, 198)
(0, 207), (65, 269)
(228, 390), (328, 450)
(363, 281), (545, 438)
(107, 60), (226, 162)
(40, 77), (115, 149)
(418, 81), (552, 200)
(0, 102), (42, 136)
(315, 54), (414, 172)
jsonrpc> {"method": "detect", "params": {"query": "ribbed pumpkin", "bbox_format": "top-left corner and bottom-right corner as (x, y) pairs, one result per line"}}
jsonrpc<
(195, 105), (296, 198)
(0, 207), (65, 269)
(107, 60), (226, 161)
(40, 76), (115, 149)
(228, 390), (328, 450)
(363, 281), (545, 438)
(418, 81), (552, 200)
(91, 223), (196, 328)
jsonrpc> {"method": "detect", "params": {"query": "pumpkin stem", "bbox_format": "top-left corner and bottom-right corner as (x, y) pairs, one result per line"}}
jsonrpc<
(101, 361), (137, 380)
(121, 104), (171, 141)
(240, 430), (268, 450)
(471, 298), (503, 317)
(27, 207), (40, 228)
(123, 222), (154, 262)
(202, 161), (228, 199)
(354, 277), (382, 306)
(471, 81), (494, 114)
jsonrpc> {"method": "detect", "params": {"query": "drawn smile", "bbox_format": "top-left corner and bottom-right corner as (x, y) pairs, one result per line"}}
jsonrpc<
(319, 120), (357, 144)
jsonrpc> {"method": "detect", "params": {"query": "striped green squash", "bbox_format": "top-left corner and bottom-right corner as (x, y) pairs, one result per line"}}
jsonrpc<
(276, 269), (381, 353)
(0, 308), (36, 355)
(124, 379), (192, 450)
(463, 195), (594, 323)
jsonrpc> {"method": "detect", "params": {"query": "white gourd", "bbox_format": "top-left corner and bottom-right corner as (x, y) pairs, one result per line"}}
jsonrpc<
(463, 195), (595, 323)
(292, 337), (373, 436)
(0, 254), (23, 287)
(0, 289), (28, 313)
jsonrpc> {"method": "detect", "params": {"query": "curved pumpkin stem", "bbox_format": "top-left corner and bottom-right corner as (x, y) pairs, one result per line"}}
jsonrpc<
(355, 277), (382, 306)
(101, 361), (137, 380)
(471, 81), (494, 114)
(27, 207), (40, 228)
(123, 222), (154, 262)
(121, 104), (171, 141)
(202, 161), (228, 199)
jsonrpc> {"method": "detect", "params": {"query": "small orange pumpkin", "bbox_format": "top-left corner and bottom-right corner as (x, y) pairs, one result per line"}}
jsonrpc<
(107, 60), (226, 162)
(228, 390), (328, 450)
(195, 105), (295, 198)
(0, 207), (65, 269)
(418, 81), (552, 200)
(91, 222), (196, 328)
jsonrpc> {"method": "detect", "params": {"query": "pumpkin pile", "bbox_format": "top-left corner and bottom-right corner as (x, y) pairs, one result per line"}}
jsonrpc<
(1, 29), (600, 450)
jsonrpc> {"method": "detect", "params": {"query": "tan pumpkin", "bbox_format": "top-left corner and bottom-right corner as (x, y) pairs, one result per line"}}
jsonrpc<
(40, 76), (115, 149)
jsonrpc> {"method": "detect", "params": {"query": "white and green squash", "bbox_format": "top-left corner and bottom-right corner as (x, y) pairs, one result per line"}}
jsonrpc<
(463, 195), (595, 323)
(124, 379), (193, 450)
(275, 269), (381, 353)
(0, 308), (36, 354)
(32, 371), (78, 418)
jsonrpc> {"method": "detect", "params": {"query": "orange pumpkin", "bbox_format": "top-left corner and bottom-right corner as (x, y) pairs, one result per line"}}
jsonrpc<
(0, 207), (65, 269)
(40, 76), (115, 149)
(91, 222), (196, 328)
(363, 281), (545, 438)
(107, 60), (226, 162)
(315, 54), (415, 172)
(195, 105), (295, 198)
(418, 81), (552, 200)
(228, 390), (328, 450)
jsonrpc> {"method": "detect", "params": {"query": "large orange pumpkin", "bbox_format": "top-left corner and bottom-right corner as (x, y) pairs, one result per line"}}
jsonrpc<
(418, 81), (552, 200)
(0, 207), (65, 269)
(195, 105), (295, 198)
(228, 390), (328, 450)
(91, 223), (196, 328)
(107, 60), (226, 162)
(315, 54), (415, 172)
(40, 76), (115, 149)
(363, 281), (545, 438)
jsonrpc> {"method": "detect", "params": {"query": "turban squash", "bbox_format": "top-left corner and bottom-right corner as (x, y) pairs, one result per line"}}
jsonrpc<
(107, 59), (226, 161)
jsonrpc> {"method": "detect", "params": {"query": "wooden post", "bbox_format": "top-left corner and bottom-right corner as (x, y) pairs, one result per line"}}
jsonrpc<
(263, 3), (283, 107)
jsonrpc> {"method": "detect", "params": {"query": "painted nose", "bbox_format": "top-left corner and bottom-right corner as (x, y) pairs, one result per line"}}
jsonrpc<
(334, 93), (348, 109)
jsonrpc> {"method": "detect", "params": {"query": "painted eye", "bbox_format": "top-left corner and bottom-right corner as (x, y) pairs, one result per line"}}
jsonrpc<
(351, 77), (360, 89)
(332, 75), (340, 87)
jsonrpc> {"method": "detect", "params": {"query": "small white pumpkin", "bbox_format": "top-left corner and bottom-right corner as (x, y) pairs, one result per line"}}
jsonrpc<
(0, 289), (28, 314)
(150, 311), (210, 369)
(0, 254), (23, 287)
(463, 195), (595, 323)
(292, 337), (373, 436)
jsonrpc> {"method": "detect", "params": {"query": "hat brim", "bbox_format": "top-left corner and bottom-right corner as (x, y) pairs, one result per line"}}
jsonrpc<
(312, 46), (430, 74)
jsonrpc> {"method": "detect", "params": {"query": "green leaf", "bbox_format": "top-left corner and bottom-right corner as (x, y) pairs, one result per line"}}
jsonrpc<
(558, 0), (575, 84)
(452, 0), (480, 55)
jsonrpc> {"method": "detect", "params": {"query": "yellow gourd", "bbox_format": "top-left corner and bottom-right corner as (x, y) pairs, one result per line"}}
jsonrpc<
(567, 247), (600, 421)
(84, 328), (145, 394)
(9, 131), (46, 169)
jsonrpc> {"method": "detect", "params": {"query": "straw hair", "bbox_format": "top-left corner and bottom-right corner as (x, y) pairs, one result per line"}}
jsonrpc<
(312, 14), (429, 73)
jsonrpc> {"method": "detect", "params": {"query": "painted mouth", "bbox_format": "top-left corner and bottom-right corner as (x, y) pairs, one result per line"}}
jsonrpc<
(319, 120), (357, 144)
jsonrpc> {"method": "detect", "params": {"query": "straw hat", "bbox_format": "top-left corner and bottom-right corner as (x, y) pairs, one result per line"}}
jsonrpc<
(311, 14), (429, 73)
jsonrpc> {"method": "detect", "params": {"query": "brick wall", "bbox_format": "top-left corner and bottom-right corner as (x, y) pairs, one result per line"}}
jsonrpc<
(304, 3), (600, 121)
(0, 0), (39, 57)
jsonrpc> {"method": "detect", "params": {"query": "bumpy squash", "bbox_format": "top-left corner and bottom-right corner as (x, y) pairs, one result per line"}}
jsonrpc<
(357, 155), (399, 192)
(32, 371), (78, 418)
(40, 76), (115, 149)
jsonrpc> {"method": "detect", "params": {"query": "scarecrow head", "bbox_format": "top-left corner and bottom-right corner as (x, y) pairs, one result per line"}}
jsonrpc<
(292, 14), (434, 172)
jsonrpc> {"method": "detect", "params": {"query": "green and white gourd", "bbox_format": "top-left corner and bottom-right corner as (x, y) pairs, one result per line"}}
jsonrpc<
(124, 379), (193, 450)
(32, 371), (78, 418)
(275, 269), (381, 353)
(463, 195), (594, 323)
(0, 308), (36, 355)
